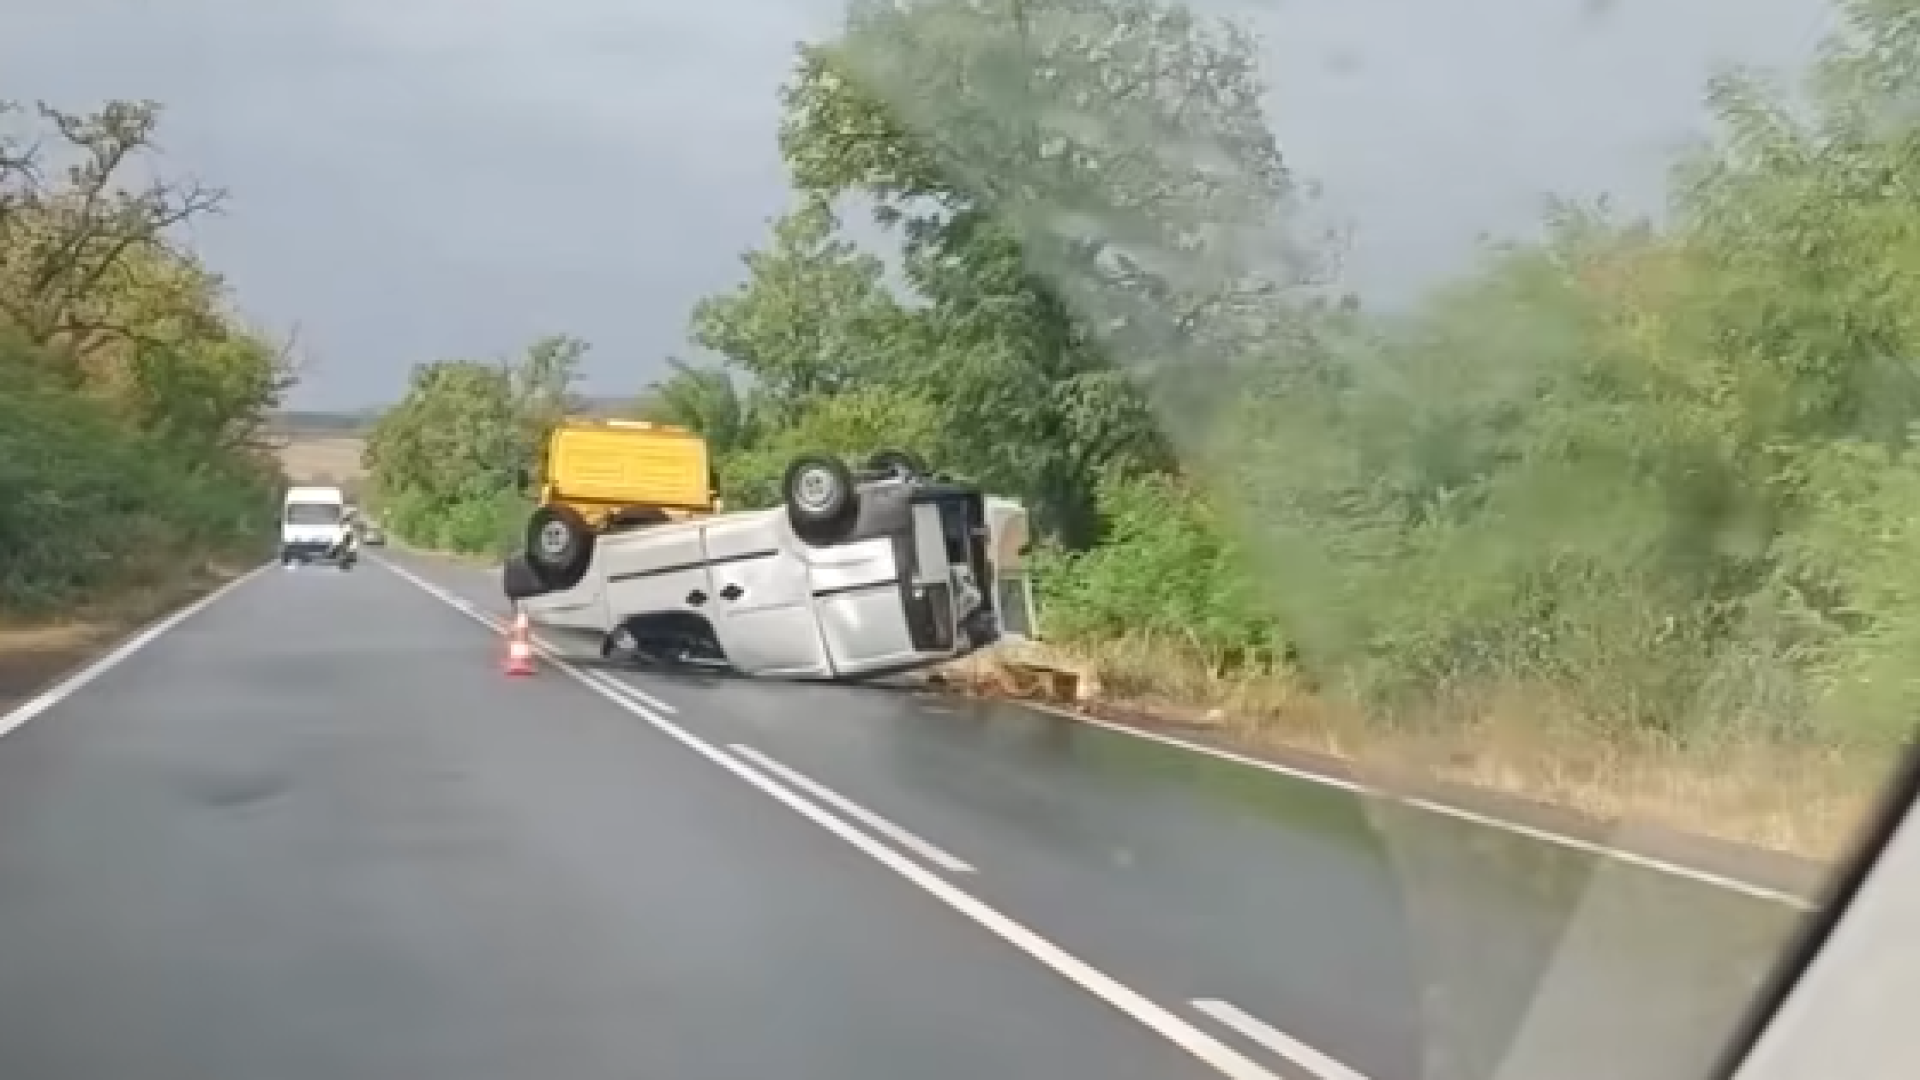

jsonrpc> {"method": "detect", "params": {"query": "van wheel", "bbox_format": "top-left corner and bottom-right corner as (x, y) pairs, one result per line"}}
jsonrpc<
(783, 454), (857, 541)
(866, 448), (928, 481)
(525, 504), (593, 589)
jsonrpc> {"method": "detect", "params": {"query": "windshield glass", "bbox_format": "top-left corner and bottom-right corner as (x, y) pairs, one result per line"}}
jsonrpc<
(284, 502), (342, 526)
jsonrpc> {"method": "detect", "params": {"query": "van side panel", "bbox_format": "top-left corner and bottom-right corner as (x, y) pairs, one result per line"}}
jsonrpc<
(700, 514), (830, 676)
(597, 522), (712, 631)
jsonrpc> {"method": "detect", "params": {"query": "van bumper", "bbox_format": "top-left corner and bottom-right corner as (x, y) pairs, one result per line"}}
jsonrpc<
(280, 540), (351, 563)
(503, 554), (551, 600)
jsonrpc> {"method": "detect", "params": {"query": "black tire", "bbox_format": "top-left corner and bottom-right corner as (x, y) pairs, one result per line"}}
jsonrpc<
(525, 503), (594, 589)
(503, 554), (547, 600)
(783, 454), (857, 541)
(865, 448), (928, 481)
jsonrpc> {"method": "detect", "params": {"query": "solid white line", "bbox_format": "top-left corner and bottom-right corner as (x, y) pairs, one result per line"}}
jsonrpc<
(1062, 709), (1815, 909)
(729, 743), (976, 874)
(1192, 999), (1371, 1080)
(381, 559), (1294, 1080)
(372, 557), (678, 714)
(1, 565), (269, 739)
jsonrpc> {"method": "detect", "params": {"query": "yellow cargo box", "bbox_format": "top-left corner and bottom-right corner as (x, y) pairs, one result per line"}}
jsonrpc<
(543, 419), (713, 515)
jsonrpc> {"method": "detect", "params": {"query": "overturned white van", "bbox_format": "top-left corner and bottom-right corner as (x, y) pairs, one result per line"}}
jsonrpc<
(503, 451), (1038, 681)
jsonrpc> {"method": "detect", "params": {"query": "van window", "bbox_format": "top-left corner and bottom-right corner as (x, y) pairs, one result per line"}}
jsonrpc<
(285, 502), (342, 525)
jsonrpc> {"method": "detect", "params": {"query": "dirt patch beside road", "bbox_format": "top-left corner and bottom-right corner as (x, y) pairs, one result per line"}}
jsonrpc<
(0, 565), (247, 718)
(275, 433), (367, 488)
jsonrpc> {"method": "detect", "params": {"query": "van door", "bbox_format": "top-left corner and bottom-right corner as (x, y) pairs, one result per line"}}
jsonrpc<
(599, 522), (711, 629)
(700, 515), (829, 676)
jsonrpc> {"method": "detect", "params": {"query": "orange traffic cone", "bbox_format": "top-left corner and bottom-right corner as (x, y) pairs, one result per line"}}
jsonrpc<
(502, 610), (536, 676)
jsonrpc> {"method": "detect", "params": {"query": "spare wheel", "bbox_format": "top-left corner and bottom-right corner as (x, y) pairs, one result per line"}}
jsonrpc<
(865, 448), (929, 481)
(525, 503), (594, 588)
(783, 454), (856, 536)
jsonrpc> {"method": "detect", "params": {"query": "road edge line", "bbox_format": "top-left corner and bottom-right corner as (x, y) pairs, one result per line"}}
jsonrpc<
(0, 563), (269, 738)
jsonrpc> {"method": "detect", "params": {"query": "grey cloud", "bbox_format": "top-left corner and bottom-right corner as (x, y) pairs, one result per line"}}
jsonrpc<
(3, 0), (1835, 407)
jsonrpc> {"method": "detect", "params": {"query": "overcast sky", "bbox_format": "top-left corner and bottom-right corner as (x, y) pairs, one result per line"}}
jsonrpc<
(4, 0), (1836, 410)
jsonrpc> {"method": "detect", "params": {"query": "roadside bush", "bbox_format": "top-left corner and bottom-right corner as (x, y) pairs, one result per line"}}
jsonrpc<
(1032, 472), (1286, 674)
(715, 386), (948, 507)
(0, 99), (286, 619)
(362, 340), (583, 557)
(0, 334), (277, 615)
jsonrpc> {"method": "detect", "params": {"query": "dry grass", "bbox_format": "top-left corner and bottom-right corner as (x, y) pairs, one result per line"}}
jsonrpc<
(393, 538), (499, 568)
(276, 433), (366, 487)
(936, 634), (1889, 864)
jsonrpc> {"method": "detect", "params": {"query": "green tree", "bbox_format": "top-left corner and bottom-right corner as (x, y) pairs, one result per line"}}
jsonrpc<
(635, 358), (760, 457)
(0, 99), (286, 612)
(0, 100), (228, 367)
(363, 336), (600, 555)
(687, 0), (1310, 544)
(688, 199), (909, 423)
(718, 385), (947, 507)
(511, 333), (589, 479)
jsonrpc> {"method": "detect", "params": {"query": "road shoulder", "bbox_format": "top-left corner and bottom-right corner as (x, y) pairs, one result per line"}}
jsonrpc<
(0, 563), (256, 723)
(1057, 699), (1831, 905)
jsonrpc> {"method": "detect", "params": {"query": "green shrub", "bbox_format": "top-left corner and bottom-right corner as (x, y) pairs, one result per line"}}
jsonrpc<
(0, 334), (276, 615)
(1034, 472), (1287, 672)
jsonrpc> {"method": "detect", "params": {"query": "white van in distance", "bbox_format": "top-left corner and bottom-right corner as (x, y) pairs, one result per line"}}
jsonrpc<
(281, 485), (356, 569)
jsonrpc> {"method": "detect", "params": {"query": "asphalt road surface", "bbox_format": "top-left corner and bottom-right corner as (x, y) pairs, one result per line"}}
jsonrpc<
(0, 553), (1821, 1080)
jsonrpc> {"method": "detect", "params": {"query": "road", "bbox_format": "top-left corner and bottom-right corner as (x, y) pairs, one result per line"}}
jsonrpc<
(0, 552), (1817, 1080)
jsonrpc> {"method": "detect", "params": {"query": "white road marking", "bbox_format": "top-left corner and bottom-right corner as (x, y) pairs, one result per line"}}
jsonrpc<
(595, 677), (677, 716)
(382, 559), (1296, 1080)
(728, 743), (976, 874)
(370, 558), (678, 714)
(1193, 999), (1371, 1080)
(1, 565), (269, 739)
(1054, 706), (1815, 909)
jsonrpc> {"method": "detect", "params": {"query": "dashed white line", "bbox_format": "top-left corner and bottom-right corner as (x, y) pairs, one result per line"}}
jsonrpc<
(1193, 999), (1372, 1080)
(1, 565), (269, 738)
(728, 743), (976, 874)
(381, 558), (1293, 1080)
(599, 677), (677, 716)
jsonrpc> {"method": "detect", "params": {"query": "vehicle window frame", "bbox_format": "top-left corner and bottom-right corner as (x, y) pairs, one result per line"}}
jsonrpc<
(283, 502), (344, 526)
(1718, 742), (1920, 1078)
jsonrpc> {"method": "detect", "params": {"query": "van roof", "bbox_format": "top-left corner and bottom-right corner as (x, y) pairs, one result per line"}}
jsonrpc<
(285, 486), (345, 502)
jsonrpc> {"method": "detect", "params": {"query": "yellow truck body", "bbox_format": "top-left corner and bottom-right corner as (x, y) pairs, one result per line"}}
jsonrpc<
(541, 419), (716, 526)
